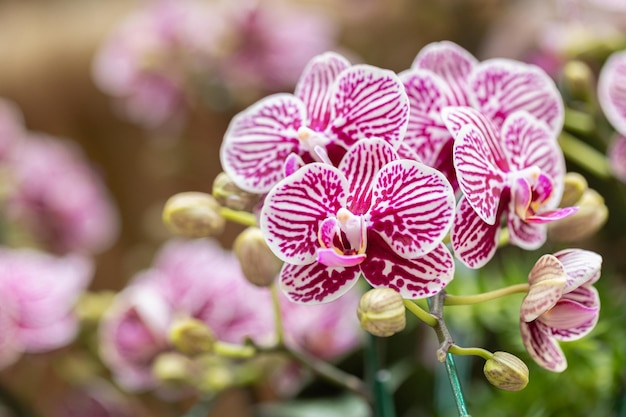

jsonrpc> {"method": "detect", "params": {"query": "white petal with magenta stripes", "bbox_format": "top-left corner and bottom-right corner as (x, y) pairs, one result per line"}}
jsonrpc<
(507, 209), (547, 250)
(361, 236), (454, 299)
(220, 93), (305, 193)
(598, 50), (626, 134)
(549, 286), (600, 341)
(450, 196), (501, 269)
(521, 254), (567, 322)
(326, 65), (409, 150)
(451, 121), (507, 225)
(279, 261), (361, 305)
(411, 41), (477, 106)
(368, 160), (455, 258)
(399, 69), (455, 167)
(554, 248), (603, 291)
(294, 52), (351, 132)
(469, 59), (564, 134)
(260, 163), (348, 265)
(520, 320), (567, 372)
(338, 139), (398, 215)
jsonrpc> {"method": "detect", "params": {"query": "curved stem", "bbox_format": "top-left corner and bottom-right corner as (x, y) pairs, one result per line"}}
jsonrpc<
(403, 299), (437, 327)
(558, 131), (612, 179)
(213, 341), (256, 358)
(218, 207), (257, 227)
(444, 283), (529, 306)
(564, 107), (596, 136)
(448, 345), (493, 361)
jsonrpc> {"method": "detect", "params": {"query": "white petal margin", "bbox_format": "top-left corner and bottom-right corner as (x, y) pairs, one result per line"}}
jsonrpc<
(261, 163), (348, 265)
(469, 58), (564, 135)
(368, 159), (455, 258)
(520, 320), (567, 372)
(220, 94), (306, 193)
(295, 52), (351, 131)
(598, 50), (626, 135)
(326, 65), (409, 150)
(279, 261), (361, 305)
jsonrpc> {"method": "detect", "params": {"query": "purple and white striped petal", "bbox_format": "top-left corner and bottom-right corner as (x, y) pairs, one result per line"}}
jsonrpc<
(445, 107), (508, 224)
(338, 139), (399, 215)
(525, 207), (578, 224)
(469, 59), (564, 135)
(500, 111), (566, 205)
(261, 163), (348, 265)
(295, 52), (351, 132)
(541, 299), (599, 338)
(520, 320), (567, 372)
(411, 41), (477, 107)
(368, 160), (455, 258)
(608, 135), (626, 183)
(521, 254), (567, 322)
(279, 261), (361, 305)
(450, 197), (501, 269)
(361, 235), (454, 299)
(220, 94), (305, 193)
(507, 209), (547, 250)
(326, 65), (409, 150)
(554, 249), (603, 292)
(598, 50), (626, 134)
(399, 69), (455, 167)
(550, 286), (600, 341)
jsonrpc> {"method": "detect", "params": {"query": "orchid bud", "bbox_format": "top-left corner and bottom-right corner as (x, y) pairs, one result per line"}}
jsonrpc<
(561, 60), (595, 102)
(233, 227), (282, 287)
(357, 288), (406, 337)
(152, 352), (192, 386)
(212, 172), (260, 212)
(194, 356), (236, 393)
(75, 290), (116, 325)
(549, 188), (608, 242)
(559, 172), (588, 208)
(483, 351), (529, 392)
(169, 318), (216, 356)
(162, 192), (225, 238)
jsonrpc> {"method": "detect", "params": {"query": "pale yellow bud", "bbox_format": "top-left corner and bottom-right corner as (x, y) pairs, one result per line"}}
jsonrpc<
(162, 192), (225, 238)
(152, 352), (193, 386)
(233, 227), (282, 287)
(483, 351), (529, 392)
(357, 288), (406, 337)
(169, 318), (216, 356)
(212, 172), (260, 212)
(561, 60), (595, 102)
(549, 188), (608, 242)
(74, 290), (116, 325)
(559, 172), (588, 208)
(193, 356), (236, 393)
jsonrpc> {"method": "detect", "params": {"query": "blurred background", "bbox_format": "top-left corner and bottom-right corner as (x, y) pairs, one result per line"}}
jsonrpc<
(0, 0), (625, 416)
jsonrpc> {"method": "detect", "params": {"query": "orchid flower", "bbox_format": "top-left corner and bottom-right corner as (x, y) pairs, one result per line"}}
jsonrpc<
(520, 249), (601, 372)
(398, 41), (563, 188)
(220, 52), (409, 193)
(598, 49), (626, 183)
(441, 107), (577, 268)
(260, 138), (455, 304)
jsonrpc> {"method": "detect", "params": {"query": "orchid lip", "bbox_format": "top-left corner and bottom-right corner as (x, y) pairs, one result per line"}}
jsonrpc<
(317, 208), (368, 267)
(317, 248), (366, 267)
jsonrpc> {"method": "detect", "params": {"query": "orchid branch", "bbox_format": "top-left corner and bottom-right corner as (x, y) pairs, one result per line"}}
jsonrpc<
(444, 283), (529, 306)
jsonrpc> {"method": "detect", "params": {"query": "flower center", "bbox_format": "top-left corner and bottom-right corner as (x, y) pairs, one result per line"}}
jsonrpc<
(297, 126), (332, 164)
(316, 208), (367, 268)
(511, 167), (554, 220)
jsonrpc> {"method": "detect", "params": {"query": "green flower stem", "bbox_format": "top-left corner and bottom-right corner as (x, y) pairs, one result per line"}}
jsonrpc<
(563, 107), (596, 136)
(213, 341), (256, 359)
(271, 284), (284, 345)
(403, 299), (438, 327)
(365, 334), (396, 417)
(448, 345), (493, 361)
(498, 227), (509, 248)
(444, 283), (529, 306)
(558, 131), (612, 179)
(428, 293), (471, 417)
(218, 207), (257, 227)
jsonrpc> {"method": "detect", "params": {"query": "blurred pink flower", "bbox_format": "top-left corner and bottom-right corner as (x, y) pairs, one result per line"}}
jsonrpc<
(55, 379), (137, 417)
(6, 133), (119, 255)
(0, 248), (93, 369)
(100, 238), (362, 392)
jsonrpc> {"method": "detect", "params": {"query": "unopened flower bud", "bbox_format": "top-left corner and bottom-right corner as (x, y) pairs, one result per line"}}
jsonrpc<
(169, 318), (216, 356)
(152, 352), (192, 386)
(194, 356), (236, 393)
(162, 192), (225, 238)
(357, 288), (406, 337)
(75, 290), (116, 325)
(561, 60), (595, 102)
(483, 351), (529, 392)
(559, 172), (588, 208)
(212, 172), (260, 212)
(233, 227), (282, 287)
(549, 188), (608, 241)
